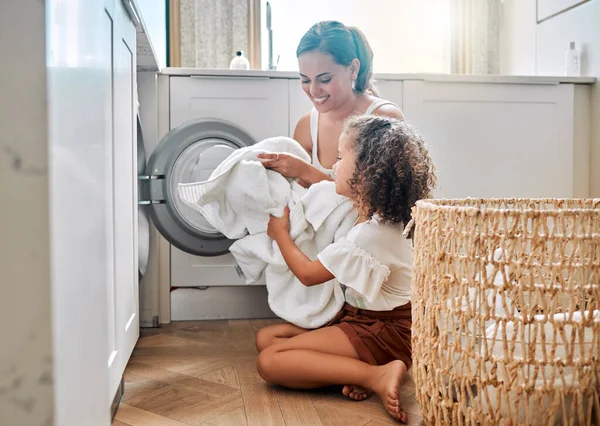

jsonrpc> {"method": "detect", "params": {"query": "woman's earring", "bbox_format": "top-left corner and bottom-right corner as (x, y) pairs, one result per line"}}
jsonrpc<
(351, 79), (356, 90)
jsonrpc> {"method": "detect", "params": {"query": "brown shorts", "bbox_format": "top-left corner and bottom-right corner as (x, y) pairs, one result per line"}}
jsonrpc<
(327, 302), (412, 368)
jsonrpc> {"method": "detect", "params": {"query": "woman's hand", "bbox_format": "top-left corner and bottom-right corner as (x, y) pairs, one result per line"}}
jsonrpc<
(258, 153), (309, 180)
(267, 206), (290, 241)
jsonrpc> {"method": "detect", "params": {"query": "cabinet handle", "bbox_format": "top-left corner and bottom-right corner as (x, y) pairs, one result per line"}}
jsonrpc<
(121, 0), (141, 27)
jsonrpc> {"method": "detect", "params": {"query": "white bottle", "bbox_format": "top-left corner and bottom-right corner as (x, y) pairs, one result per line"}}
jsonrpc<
(230, 51), (250, 70)
(565, 42), (581, 77)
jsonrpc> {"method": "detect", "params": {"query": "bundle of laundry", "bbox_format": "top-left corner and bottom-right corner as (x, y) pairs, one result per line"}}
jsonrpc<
(177, 136), (357, 329)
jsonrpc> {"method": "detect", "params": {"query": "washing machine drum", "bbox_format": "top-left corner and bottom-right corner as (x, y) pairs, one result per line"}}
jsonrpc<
(143, 118), (256, 257)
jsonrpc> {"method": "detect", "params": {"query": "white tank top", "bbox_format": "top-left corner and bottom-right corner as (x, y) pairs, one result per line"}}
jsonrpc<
(309, 98), (398, 176)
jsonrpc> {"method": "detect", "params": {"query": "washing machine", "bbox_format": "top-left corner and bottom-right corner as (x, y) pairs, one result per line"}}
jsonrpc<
(137, 71), (296, 323)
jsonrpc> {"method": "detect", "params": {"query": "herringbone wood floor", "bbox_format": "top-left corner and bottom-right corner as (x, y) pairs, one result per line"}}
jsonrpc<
(112, 319), (424, 426)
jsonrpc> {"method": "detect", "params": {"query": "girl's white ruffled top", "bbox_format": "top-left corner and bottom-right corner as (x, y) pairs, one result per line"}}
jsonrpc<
(318, 215), (412, 311)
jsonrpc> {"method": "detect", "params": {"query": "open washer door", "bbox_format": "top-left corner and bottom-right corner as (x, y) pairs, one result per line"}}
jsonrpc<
(142, 118), (255, 257)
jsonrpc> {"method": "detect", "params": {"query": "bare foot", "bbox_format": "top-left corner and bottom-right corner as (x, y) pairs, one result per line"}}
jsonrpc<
(342, 384), (373, 401)
(369, 360), (408, 423)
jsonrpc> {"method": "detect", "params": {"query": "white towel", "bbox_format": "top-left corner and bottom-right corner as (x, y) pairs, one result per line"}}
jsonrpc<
(178, 137), (357, 329)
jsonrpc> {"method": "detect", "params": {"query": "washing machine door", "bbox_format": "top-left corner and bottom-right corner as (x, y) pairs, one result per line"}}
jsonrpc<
(143, 118), (255, 256)
(137, 115), (150, 277)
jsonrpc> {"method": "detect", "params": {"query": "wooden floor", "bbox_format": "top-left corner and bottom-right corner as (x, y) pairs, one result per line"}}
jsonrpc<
(112, 319), (424, 426)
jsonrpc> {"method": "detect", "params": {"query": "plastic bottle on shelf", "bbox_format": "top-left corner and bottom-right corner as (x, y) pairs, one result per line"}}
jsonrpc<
(565, 42), (581, 77)
(230, 51), (250, 70)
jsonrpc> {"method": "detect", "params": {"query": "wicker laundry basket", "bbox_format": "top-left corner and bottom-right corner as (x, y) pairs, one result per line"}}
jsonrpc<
(411, 198), (600, 426)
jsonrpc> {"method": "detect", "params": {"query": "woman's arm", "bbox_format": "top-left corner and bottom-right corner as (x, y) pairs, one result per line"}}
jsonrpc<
(267, 207), (334, 286)
(258, 112), (332, 187)
(297, 164), (333, 187)
(257, 153), (332, 188)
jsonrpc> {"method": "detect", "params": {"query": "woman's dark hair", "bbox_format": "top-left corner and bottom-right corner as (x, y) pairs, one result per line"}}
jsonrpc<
(296, 21), (376, 94)
(344, 115), (437, 228)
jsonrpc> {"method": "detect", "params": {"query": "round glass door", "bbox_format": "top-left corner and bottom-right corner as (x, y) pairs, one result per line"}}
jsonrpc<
(145, 118), (255, 256)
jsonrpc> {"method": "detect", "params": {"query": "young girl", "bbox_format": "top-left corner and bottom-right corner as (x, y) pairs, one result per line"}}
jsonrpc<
(256, 115), (436, 423)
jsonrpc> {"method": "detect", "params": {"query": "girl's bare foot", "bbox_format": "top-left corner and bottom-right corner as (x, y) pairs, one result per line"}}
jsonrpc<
(369, 360), (408, 423)
(342, 384), (373, 401)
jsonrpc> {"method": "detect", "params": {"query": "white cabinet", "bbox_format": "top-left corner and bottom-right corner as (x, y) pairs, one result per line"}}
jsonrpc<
(105, 0), (139, 400)
(44, 0), (139, 422)
(402, 81), (590, 199)
(374, 79), (404, 110)
(288, 80), (313, 137)
(170, 76), (290, 140)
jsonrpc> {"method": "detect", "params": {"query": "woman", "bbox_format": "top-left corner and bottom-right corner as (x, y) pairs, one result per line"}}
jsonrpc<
(258, 21), (404, 186)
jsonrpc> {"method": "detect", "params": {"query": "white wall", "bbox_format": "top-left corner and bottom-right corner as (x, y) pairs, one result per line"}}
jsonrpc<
(0, 1), (55, 425)
(261, 0), (451, 74)
(499, 0), (600, 76)
(499, 0), (537, 75)
(500, 0), (600, 197)
(535, 0), (600, 77)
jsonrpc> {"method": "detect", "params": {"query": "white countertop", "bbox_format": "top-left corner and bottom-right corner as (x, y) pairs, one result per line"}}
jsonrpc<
(161, 67), (596, 85)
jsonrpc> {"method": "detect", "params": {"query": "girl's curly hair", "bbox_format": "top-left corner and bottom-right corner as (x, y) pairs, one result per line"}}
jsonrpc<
(344, 115), (437, 228)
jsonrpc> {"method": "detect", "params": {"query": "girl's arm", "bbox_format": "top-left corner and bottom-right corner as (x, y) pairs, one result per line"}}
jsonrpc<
(268, 207), (334, 287)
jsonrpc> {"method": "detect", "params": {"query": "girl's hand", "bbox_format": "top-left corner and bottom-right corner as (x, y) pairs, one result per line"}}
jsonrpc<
(267, 206), (290, 240)
(258, 153), (309, 180)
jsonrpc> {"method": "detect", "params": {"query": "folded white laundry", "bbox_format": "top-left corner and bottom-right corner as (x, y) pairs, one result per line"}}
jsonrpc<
(178, 136), (357, 329)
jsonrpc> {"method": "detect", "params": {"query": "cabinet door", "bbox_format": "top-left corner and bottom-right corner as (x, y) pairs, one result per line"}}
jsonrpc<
(106, 0), (139, 399)
(46, 0), (118, 423)
(115, 0), (139, 391)
(170, 76), (289, 140)
(104, 0), (120, 398)
(374, 79), (403, 111)
(402, 81), (576, 199)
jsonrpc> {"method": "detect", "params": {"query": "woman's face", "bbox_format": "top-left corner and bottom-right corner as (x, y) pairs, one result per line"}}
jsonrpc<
(333, 131), (356, 197)
(298, 51), (358, 113)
